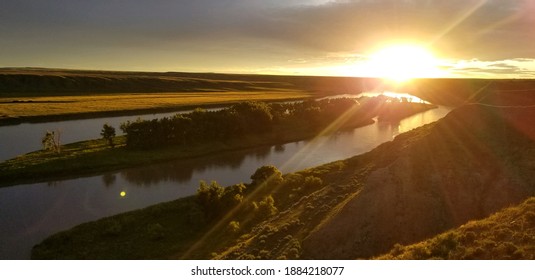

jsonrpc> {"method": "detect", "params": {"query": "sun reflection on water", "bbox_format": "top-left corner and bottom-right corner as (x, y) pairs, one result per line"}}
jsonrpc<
(359, 91), (429, 103)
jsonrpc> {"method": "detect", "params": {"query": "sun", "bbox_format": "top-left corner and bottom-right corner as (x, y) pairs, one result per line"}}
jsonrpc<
(365, 44), (444, 82)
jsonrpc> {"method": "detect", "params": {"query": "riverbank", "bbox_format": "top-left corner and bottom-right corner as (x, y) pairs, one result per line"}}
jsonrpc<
(31, 104), (535, 260)
(30, 123), (435, 260)
(1, 97), (437, 188)
(0, 117), (375, 188)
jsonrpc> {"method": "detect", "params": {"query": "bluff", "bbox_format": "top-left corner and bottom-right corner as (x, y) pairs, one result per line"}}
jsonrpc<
(214, 94), (535, 259)
(301, 103), (535, 259)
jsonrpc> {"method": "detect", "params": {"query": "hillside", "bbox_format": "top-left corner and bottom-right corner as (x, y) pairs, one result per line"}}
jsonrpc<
(378, 196), (535, 259)
(31, 93), (535, 260)
(300, 104), (535, 259)
(216, 102), (535, 260)
(0, 68), (375, 97)
(3, 68), (535, 126)
(2, 68), (535, 102)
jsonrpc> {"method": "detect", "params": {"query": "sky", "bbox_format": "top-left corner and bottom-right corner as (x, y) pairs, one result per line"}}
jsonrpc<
(1, 0), (535, 78)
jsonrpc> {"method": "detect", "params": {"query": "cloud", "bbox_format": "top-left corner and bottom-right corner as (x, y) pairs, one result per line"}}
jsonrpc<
(258, 0), (535, 59)
(1, 0), (534, 73)
(446, 58), (535, 78)
(4, 0), (533, 57)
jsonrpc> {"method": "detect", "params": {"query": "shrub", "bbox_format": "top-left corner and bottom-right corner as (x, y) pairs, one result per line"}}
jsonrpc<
(41, 130), (61, 153)
(390, 243), (405, 256)
(253, 195), (278, 221)
(250, 165), (283, 188)
(220, 183), (246, 210)
(197, 181), (246, 220)
(228, 221), (240, 234)
(304, 176), (323, 189)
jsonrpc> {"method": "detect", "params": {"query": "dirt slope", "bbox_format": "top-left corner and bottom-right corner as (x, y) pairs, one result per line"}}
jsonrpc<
(302, 104), (535, 259)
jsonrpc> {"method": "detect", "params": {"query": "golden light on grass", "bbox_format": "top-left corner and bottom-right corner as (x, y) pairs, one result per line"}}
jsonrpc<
(0, 91), (310, 120)
(365, 44), (445, 82)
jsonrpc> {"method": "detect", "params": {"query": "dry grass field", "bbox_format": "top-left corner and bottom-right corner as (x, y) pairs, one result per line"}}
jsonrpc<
(5, 68), (534, 123)
(0, 68), (331, 123)
(0, 90), (309, 121)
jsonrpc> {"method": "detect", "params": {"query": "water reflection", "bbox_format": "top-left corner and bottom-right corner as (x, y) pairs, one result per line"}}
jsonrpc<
(46, 181), (62, 187)
(101, 173), (116, 188)
(274, 145), (285, 153)
(358, 91), (429, 103)
(117, 146), (275, 187)
(319, 91), (428, 103)
(253, 146), (272, 160)
(377, 120), (400, 138)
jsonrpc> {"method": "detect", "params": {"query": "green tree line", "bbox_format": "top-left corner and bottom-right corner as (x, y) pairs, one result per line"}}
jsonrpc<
(120, 99), (364, 149)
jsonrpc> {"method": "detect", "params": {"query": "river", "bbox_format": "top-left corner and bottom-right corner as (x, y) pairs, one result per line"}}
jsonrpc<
(0, 110), (200, 162)
(0, 94), (451, 259)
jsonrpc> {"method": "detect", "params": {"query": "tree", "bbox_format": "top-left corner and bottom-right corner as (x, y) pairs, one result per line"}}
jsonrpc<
(196, 180), (225, 219)
(250, 165), (283, 188)
(253, 195), (278, 221)
(41, 130), (61, 153)
(231, 101), (274, 133)
(220, 183), (246, 210)
(101, 123), (116, 147)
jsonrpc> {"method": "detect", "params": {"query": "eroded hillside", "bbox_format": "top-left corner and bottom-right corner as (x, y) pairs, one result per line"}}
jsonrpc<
(217, 103), (535, 260)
